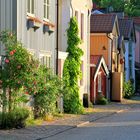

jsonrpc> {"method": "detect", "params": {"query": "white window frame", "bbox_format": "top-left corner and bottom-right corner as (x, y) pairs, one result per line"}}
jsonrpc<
(98, 72), (102, 92)
(80, 12), (84, 40)
(75, 10), (79, 22)
(39, 53), (51, 68)
(80, 61), (84, 86)
(44, 0), (50, 21)
(27, 0), (35, 16)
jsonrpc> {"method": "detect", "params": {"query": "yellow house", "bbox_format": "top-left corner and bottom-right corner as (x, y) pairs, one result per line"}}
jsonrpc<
(90, 14), (123, 101)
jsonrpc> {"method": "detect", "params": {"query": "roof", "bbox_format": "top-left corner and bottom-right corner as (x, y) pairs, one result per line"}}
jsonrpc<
(111, 12), (124, 18)
(90, 14), (117, 33)
(90, 55), (109, 80)
(91, 10), (103, 14)
(133, 17), (140, 26)
(118, 18), (133, 39)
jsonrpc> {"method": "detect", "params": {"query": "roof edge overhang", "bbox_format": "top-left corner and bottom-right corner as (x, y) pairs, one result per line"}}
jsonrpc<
(92, 56), (109, 82)
(90, 31), (112, 34)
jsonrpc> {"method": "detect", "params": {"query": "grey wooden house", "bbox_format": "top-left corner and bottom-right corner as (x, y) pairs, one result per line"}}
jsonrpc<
(0, 0), (57, 71)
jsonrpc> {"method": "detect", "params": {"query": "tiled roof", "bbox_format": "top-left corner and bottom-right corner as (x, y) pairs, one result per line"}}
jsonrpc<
(90, 14), (116, 33)
(118, 18), (133, 39)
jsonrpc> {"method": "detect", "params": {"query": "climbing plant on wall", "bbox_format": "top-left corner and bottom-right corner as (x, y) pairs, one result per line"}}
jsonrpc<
(63, 17), (84, 114)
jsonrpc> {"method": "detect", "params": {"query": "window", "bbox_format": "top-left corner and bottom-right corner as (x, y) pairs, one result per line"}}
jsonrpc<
(27, 0), (34, 15)
(44, 0), (50, 20)
(75, 10), (78, 21)
(98, 72), (102, 92)
(40, 55), (51, 68)
(80, 61), (84, 86)
(113, 37), (117, 52)
(81, 13), (84, 40)
(129, 60), (132, 78)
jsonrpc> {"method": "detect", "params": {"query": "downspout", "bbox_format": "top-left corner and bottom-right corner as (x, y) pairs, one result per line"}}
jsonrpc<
(87, 9), (91, 105)
(70, 0), (73, 17)
(107, 33), (113, 100)
(56, 0), (59, 75)
(117, 46), (121, 72)
(107, 33), (113, 72)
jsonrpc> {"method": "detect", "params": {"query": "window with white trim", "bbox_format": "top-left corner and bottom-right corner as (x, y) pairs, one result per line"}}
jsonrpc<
(80, 61), (84, 86)
(40, 55), (51, 68)
(75, 10), (78, 21)
(81, 13), (84, 40)
(27, 0), (34, 15)
(98, 72), (102, 92)
(44, 0), (50, 20)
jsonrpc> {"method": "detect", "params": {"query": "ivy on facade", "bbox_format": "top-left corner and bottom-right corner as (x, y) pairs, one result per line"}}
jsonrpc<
(63, 17), (84, 114)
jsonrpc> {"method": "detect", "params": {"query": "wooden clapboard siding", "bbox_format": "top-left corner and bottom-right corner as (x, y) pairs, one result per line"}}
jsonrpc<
(0, 0), (56, 71)
(90, 35), (109, 66)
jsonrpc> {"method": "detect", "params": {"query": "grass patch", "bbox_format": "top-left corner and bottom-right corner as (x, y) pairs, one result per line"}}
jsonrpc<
(82, 108), (95, 115)
(26, 118), (43, 127)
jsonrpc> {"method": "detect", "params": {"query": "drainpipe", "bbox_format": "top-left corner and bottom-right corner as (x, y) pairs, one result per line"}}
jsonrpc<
(70, 0), (74, 17)
(117, 47), (121, 72)
(87, 9), (91, 106)
(107, 33), (113, 100)
(56, 0), (59, 75)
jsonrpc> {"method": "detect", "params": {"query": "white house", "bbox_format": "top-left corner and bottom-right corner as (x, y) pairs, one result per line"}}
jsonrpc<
(118, 18), (136, 88)
(58, 0), (92, 103)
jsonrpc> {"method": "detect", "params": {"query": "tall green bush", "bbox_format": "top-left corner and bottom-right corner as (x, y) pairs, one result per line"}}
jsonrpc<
(33, 66), (63, 118)
(63, 17), (84, 114)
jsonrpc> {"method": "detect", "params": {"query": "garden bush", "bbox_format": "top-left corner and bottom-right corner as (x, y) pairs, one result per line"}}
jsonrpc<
(33, 66), (63, 118)
(0, 108), (29, 129)
(0, 31), (63, 120)
(96, 93), (108, 105)
(123, 80), (134, 99)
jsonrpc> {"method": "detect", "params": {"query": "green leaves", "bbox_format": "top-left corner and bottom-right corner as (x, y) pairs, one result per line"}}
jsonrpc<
(93, 0), (140, 17)
(0, 31), (63, 117)
(63, 17), (84, 114)
(123, 80), (134, 99)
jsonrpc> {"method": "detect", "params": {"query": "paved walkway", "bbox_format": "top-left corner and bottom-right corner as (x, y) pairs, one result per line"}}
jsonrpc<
(0, 97), (140, 140)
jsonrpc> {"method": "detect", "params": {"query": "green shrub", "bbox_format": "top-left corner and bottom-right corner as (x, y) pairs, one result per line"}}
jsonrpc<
(96, 93), (108, 105)
(33, 68), (63, 118)
(0, 108), (29, 129)
(63, 17), (84, 114)
(89, 101), (94, 108)
(123, 80), (134, 99)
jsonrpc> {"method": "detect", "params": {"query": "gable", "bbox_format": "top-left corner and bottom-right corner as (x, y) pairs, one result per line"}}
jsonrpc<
(90, 55), (109, 81)
(112, 17), (120, 37)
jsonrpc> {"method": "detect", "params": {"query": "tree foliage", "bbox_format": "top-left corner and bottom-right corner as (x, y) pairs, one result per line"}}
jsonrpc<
(63, 17), (84, 114)
(124, 0), (140, 17)
(93, 0), (140, 17)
